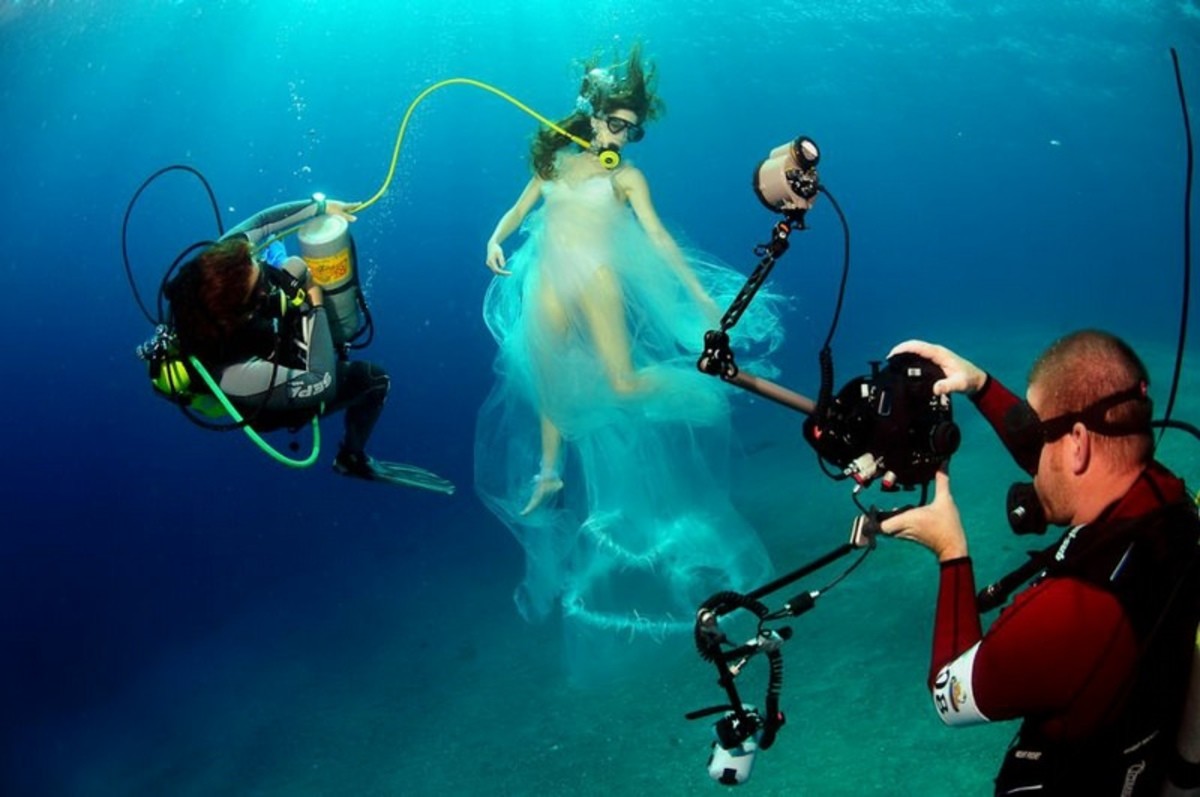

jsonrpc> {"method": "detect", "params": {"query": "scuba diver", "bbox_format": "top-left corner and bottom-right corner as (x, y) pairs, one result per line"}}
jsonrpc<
(880, 332), (1199, 795)
(159, 194), (453, 493)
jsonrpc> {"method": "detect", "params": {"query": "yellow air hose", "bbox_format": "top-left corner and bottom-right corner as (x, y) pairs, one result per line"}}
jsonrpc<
(237, 78), (588, 467)
(355, 77), (593, 214)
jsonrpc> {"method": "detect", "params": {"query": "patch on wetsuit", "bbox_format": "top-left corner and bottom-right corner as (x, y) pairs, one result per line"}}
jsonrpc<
(932, 642), (990, 726)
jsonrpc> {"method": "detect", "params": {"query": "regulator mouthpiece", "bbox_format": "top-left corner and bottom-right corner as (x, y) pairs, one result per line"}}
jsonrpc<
(597, 144), (621, 170)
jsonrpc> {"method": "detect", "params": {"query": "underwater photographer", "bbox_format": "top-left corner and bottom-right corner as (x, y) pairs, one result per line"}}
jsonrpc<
(684, 46), (1199, 795)
(158, 194), (453, 493)
(685, 144), (1200, 790)
(878, 332), (1200, 796)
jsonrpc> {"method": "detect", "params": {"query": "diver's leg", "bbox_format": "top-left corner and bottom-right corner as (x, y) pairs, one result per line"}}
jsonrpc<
(330, 360), (389, 457)
(521, 415), (564, 516)
(327, 361), (454, 494)
(579, 266), (639, 393)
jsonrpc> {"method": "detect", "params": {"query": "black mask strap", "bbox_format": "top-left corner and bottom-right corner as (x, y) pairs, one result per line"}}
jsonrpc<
(1003, 383), (1151, 473)
(1037, 383), (1151, 441)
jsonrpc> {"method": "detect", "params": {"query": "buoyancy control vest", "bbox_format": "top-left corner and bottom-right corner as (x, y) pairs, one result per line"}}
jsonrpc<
(995, 494), (1200, 796)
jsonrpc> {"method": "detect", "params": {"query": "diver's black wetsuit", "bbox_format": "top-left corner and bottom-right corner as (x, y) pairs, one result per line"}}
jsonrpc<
(216, 200), (388, 454)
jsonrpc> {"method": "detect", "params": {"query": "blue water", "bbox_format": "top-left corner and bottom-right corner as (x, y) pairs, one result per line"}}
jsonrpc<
(1, 1), (1197, 794)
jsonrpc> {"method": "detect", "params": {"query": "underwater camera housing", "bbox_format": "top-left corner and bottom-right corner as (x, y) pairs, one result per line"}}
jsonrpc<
(804, 353), (960, 490)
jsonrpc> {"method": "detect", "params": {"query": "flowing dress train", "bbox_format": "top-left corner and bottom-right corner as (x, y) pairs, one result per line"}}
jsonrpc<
(475, 164), (784, 679)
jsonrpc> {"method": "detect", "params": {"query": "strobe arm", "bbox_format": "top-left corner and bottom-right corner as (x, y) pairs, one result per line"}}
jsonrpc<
(698, 218), (817, 416)
(688, 541), (860, 750)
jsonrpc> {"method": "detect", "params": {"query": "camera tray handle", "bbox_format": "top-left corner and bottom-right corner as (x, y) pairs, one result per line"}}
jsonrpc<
(699, 219), (818, 416)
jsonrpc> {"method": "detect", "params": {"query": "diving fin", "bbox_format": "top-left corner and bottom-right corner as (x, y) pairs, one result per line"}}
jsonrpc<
(334, 452), (455, 495)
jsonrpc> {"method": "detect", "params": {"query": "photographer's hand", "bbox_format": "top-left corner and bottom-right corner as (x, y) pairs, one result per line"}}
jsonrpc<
(888, 340), (987, 396)
(879, 470), (968, 562)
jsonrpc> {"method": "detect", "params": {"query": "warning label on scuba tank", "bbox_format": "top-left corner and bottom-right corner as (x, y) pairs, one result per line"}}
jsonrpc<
(306, 251), (351, 287)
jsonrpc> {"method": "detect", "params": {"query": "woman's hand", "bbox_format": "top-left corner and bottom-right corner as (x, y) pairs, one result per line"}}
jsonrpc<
(486, 242), (512, 276)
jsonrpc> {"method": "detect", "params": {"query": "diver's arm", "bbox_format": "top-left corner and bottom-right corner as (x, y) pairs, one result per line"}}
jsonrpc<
(929, 568), (1137, 729)
(223, 200), (320, 247)
(618, 167), (718, 317)
(223, 198), (358, 247)
(218, 306), (338, 412)
(486, 177), (544, 275)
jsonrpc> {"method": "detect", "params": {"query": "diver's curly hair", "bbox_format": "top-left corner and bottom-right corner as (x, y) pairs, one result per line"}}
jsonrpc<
(166, 237), (257, 359)
(530, 42), (665, 180)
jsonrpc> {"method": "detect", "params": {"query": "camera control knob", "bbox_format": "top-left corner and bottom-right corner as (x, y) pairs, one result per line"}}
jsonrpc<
(929, 421), (961, 457)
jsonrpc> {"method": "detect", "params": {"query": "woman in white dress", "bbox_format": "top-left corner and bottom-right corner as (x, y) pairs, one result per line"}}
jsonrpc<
(476, 45), (784, 679)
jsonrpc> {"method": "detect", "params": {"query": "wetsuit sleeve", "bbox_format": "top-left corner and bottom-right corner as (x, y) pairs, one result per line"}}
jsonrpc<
(221, 199), (322, 247)
(217, 306), (337, 412)
(930, 558), (983, 684)
(970, 375), (1037, 475)
(930, 567), (1138, 733)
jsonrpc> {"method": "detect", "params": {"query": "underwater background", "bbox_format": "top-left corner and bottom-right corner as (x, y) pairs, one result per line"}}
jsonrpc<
(1, 0), (1197, 794)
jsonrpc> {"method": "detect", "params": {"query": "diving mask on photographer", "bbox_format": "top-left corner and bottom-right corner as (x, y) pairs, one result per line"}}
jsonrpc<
(1003, 383), (1152, 535)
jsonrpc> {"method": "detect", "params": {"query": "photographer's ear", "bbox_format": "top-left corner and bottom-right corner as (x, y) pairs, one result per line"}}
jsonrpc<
(1069, 422), (1091, 475)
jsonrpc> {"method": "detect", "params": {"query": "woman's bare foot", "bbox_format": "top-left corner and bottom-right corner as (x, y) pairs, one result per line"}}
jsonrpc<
(520, 472), (564, 516)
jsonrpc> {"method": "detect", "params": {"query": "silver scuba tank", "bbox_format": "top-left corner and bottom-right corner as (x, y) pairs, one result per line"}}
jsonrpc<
(297, 214), (364, 349)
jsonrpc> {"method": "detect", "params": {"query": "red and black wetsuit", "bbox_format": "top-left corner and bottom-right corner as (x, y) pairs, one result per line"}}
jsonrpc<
(930, 376), (1200, 796)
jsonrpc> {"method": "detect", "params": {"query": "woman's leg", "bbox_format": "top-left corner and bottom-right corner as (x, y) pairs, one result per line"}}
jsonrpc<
(578, 266), (639, 393)
(521, 414), (563, 515)
(521, 279), (570, 515)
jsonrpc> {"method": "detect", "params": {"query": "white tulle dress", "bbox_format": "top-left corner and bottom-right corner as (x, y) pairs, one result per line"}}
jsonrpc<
(475, 155), (784, 680)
